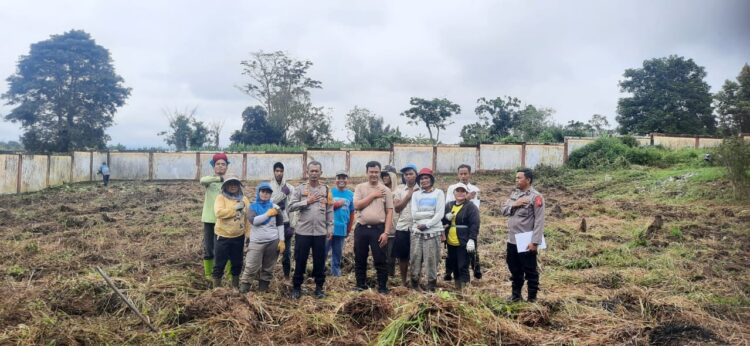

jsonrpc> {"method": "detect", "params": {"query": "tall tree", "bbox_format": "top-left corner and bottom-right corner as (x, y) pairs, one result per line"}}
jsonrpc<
(475, 96), (522, 137)
(616, 55), (714, 135)
(588, 114), (610, 136)
(400, 97), (460, 144)
(158, 108), (210, 151)
(239, 51), (323, 144)
(511, 105), (554, 141)
(2, 30), (131, 152)
(345, 106), (405, 148)
(287, 103), (333, 146)
(459, 122), (492, 145)
(230, 106), (282, 145)
(715, 64), (750, 134)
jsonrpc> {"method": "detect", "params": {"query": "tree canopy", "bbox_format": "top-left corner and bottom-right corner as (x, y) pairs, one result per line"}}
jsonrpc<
(616, 55), (714, 135)
(2, 30), (131, 152)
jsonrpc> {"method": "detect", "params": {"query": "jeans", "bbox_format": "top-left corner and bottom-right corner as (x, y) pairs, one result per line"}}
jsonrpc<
(326, 235), (345, 276)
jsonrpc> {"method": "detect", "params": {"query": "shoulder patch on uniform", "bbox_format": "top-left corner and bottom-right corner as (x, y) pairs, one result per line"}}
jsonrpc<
(535, 196), (543, 207)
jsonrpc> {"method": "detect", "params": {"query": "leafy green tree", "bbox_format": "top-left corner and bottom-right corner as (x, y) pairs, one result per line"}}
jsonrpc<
(230, 106), (282, 145)
(616, 55), (714, 135)
(715, 63), (750, 134)
(511, 105), (553, 141)
(239, 51), (325, 144)
(158, 108), (210, 151)
(588, 114), (610, 136)
(345, 106), (405, 148)
(2, 30), (131, 152)
(287, 103), (333, 146)
(401, 97), (460, 144)
(475, 96), (521, 137)
(459, 122), (492, 145)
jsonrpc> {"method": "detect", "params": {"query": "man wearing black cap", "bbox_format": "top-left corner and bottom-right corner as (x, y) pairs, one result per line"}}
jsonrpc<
(269, 162), (295, 279)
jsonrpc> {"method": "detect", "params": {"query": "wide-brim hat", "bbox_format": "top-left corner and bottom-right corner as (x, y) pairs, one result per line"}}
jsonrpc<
(221, 176), (243, 189)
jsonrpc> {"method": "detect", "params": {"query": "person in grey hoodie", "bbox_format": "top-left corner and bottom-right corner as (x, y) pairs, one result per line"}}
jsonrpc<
(239, 182), (285, 294)
(409, 168), (445, 291)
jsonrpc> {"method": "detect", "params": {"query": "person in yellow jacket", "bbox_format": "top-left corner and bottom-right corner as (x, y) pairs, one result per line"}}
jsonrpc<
(212, 176), (250, 289)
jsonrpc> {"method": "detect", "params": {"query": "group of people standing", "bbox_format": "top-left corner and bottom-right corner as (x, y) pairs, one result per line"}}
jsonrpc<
(198, 152), (545, 302)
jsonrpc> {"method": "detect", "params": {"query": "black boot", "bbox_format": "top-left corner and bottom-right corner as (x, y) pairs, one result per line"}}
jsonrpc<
(239, 282), (251, 293)
(378, 280), (389, 295)
(291, 287), (301, 299)
(231, 276), (240, 289)
(454, 280), (464, 291)
(508, 287), (522, 302)
(258, 280), (270, 292)
(426, 280), (437, 292)
(410, 278), (421, 291)
(314, 285), (325, 299)
(528, 287), (538, 302)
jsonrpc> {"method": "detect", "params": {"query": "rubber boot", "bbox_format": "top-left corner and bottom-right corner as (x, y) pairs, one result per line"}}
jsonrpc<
(224, 260), (233, 281)
(426, 280), (437, 292)
(239, 282), (251, 294)
(203, 259), (214, 280)
(212, 277), (222, 289)
(258, 280), (270, 292)
(231, 276), (240, 289)
(410, 278), (421, 291)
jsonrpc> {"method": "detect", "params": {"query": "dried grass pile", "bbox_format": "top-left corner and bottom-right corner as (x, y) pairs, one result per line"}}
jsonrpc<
(338, 291), (393, 327)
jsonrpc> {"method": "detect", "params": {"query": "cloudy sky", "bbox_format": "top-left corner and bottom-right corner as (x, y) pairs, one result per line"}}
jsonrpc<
(0, 0), (748, 148)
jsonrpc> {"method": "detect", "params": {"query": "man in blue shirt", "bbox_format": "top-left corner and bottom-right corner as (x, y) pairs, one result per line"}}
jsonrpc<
(327, 170), (355, 277)
(97, 162), (110, 187)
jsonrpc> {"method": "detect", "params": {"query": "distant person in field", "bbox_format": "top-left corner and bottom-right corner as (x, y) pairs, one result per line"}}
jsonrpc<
(409, 168), (445, 292)
(239, 182), (284, 293)
(501, 168), (545, 302)
(381, 164), (400, 277)
(212, 176), (250, 289)
(97, 162), (110, 187)
(199, 153), (229, 280)
(327, 170), (355, 277)
(392, 163), (418, 286)
(442, 182), (480, 291)
(444, 164), (482, 280)
(288, 161), (333, 299)
(269, 162), (295, 279)
(353, 161), (394, 294)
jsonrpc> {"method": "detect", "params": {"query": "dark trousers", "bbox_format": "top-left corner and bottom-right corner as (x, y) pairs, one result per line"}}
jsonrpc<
(354, 224), (388, 288)
(470, 246), (482, 278)
(281, 223), (293, 276)
(446, 244), (470, 283)
(202, 223), (215, 260)
(293, 234), (326, 288)
(213, 235), (245, 279)
(506, 242), (539, 297)
(103, 174), (110, 186)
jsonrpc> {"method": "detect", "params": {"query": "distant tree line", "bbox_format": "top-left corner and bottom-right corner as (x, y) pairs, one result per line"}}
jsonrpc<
(2, 30), (748, 152)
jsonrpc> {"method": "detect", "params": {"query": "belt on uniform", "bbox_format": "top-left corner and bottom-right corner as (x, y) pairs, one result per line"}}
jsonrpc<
(359, 223), (384, 230)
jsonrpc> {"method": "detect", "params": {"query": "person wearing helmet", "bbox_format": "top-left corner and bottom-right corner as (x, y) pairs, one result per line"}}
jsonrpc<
(199, 153), (230, 280)
(212, 176), (250, 289)
(409, 167), (446, 292)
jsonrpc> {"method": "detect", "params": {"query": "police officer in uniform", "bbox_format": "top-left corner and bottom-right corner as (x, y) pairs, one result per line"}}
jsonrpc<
(501, 168), (545, 302)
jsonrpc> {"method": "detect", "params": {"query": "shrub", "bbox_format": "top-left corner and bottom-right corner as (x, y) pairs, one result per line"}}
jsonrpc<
(715, 137), (750, 198)
(567, 137), (630, 169)
(619, 135), (639, 148)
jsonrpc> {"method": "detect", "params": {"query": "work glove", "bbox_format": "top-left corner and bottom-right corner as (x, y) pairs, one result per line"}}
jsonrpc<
(445, 212), (454, 221)
(333, 199), (345, 209)
(278, 240), (286, 254)
(467, 239), (476, 253)
(234, 201), (245, 211)
(281, 185), (290, 195)
(266, 208), (279, 217)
